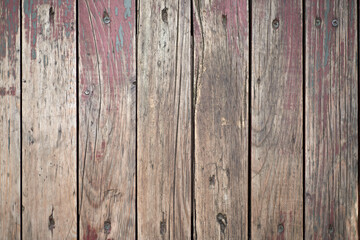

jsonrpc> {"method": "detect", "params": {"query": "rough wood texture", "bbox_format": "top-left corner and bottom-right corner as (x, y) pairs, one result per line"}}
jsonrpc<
(193, 0), (248, 239)
(22, 0), (77, 238)
(137, 0), (192, 238)
(305, 0), (358, 239)
(251, 1), (303, 239)
(79, 0), (136, 238)
(0, 0), (20, 239)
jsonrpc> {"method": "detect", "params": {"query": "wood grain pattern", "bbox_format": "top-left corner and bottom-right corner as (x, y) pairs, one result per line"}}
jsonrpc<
(0, 0), (20, 239)
(251, 1), (303, 239)
(193, 0), (248, 239)
(137, 0), (192, 238)
(78, 0), (136, 238)
(22, 0), (77, 238)
(305, 0), (358, 238)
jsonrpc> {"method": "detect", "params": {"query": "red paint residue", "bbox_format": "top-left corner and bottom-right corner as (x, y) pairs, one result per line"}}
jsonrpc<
(0, 86), (16, 97)
(83, 225), (98, 240)
(95, 140), (106, 161)
(0, 0), (20, 63)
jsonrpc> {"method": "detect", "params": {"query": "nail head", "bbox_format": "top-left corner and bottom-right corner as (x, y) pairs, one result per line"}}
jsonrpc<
(278, 224), (284, 233)
(84, 90), (90, 95)
(272, 19), (279, 29)
(103, 11), (111, 24)
(332, 19), (338, 27)
(315, 17), (322, 27)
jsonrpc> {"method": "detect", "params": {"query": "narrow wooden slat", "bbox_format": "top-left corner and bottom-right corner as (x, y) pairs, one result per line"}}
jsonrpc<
(193, 0), (249, 238)
(78, 0), (136, 238)
(22, 0), (77, 238)
(137, 0), (192, 238)
(305, 0), (358, 238)
(0, 0), (20, 239)
(251, 1), (303, 238)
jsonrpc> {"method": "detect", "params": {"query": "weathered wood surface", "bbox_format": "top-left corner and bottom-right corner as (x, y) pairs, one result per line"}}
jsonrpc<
(193, 0), (249, 239)
(22, 0), (77, 238)
(251, 1), (303, 239)
(78, 0), (136, 238)
(0, 1), (359, 239)
(0, 0), (20, 239)
(137, 0), (192, 238)
(305, 0), (358, 239)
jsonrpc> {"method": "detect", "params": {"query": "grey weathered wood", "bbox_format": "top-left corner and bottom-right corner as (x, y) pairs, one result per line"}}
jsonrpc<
(78, 0), (136, 238)
(137, 0), (192, 238)
(0, 0), (20, 239)
(22, 0), (77, 238)
(251, 0), (303, 239)
(305, 0), (358, 238)
(193, 0), (249, 238)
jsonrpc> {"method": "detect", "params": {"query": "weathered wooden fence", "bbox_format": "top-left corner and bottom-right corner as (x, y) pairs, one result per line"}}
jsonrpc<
(0, 0), (358, 239)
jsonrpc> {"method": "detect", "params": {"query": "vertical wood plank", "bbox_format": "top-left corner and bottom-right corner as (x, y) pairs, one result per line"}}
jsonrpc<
(193, 0), (249, 238)
(251, 1), (303, 239)
(22, 0), (77, 238)
(137, 0), (192, 238)
(78, 0), (136, 238)
(0, 0), (20, 239)
(305, 0), (358, 238)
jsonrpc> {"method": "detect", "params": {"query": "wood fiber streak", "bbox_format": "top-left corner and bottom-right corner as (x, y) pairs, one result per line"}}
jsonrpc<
(22, 0), (77, 238)
(137, 0), (192, 239)
(251, 1), (303, 239)
(79, 0), (136, 238)
(193, 0), (249, 239)
(305, 0), (358, 239)
(0, 0), (20, 239)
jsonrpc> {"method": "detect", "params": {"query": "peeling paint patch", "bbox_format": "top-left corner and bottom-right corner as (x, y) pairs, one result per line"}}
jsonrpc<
(115, 25), (124, 52)
(124, 0), (131, 19)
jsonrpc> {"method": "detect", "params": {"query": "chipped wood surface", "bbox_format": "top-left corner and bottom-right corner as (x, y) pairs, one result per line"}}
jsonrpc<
(305, 0), (358, 239)
(78, 0), (136, 238)
(193, 0), (249, 239)
(0, 0), (20, 239)
(22, 0), (77, 239)
(137, 0), (192, 238)
(251, 1), (304, 239)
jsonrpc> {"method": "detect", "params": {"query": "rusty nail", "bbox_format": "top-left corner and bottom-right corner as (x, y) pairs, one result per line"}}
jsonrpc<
(315, 17), (321, 27)
(103, 11), (111, 24)
(84, 90), (90, 95)
(278, 224), (284, 233)
(104, 220), (111, 234)
(272, 19), (279, 29)
(332, 19), (338, 27)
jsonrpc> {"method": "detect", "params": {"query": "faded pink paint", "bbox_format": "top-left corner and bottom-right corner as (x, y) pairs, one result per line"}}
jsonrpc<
(279, 1), (302, 112)
(79, 0), (134, 99)
(211, 0), (248, 56)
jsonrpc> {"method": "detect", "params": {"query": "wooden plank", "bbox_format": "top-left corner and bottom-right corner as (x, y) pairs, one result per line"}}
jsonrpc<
(193, 0), (249, 238)
(78, 0), (136, 238)
(305, 0), (358, 238)
(22, 0), (77, 238)
(251, 1), (303, 238)
(0, 0), (20, 239)
(137, 0), (192, 238)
